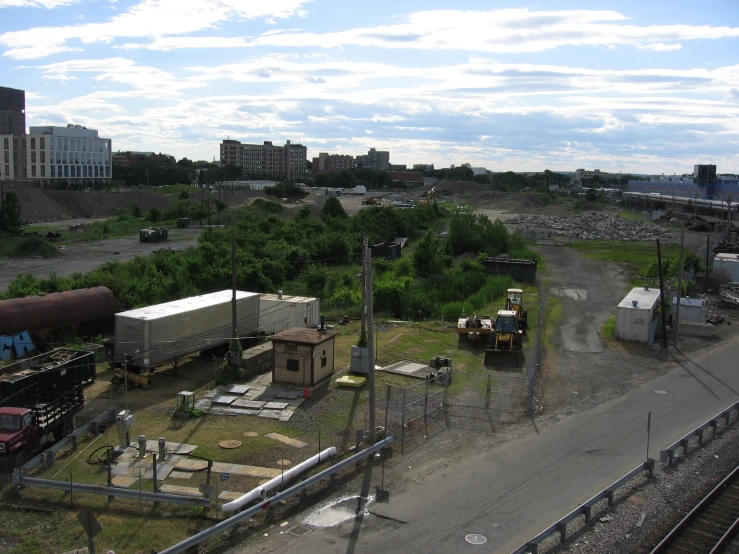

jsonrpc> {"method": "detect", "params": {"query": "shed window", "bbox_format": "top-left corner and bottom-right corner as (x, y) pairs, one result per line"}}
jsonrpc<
(285, 344), (297, 352)
(321, 356), (327, 368)
(286, 359), (299, 371)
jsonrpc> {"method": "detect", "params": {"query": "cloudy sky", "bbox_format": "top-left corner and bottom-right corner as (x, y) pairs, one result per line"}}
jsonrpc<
(1, 0), (738, 173)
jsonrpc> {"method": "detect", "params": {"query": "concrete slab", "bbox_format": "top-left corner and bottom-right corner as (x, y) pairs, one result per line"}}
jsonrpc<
(174, 459), (209, 472)
(145, 440), (197, 455)
(211, 462), (281, 479)
(278, 411), (295, 422)
(276, 391), (301, 399)
(218, 491), (245, 501)
(260, 410), (282, 419)
(143, 463), (174, 481)
(232, 399), (266, 409)
(112, 476), (138, 488)
(213, 395), (238, 405)
(265, 433), (308, 449)
(263, 401), (289, 410)
(228, 385), (250, 395)
(159, 484), (204, 497)
(169, 471), (193, 480)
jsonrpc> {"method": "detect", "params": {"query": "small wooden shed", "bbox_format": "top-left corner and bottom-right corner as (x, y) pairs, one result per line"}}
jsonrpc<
(271, 327), (338, 386)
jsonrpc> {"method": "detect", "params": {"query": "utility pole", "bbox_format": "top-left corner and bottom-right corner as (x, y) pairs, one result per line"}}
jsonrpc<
(360, 235), (367, 338)
(673, 223), (685, 347)
(229, 235), (239, 369)
(218, 183), (222, 225)
(656, 240), (668, 348)
(705, 235), (710, 294)
(365, 244), (377, 445)
(207, 185), (211, 225)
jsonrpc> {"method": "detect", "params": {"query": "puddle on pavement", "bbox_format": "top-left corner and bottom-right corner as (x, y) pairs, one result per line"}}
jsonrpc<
(302, 495), (375, 528)
(551, 288), (589, 301)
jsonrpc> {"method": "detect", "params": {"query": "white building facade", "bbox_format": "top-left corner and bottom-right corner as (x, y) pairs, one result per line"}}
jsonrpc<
(27, 125), (112, 185)
(1, 135), (25, 180)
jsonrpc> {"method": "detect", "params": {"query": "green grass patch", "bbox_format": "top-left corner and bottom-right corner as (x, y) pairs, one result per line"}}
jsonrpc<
(602, 315), (617, 339)
(542, 296), (562, 351)
(0, 235), (62, 258)
(568, 240), (680, 276)
(27, 215), (161, 245)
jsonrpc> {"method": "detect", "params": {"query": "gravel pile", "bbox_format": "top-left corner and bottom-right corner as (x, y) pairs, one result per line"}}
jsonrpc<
(507, 213), (671, 241)
(546, 422), (739, 554)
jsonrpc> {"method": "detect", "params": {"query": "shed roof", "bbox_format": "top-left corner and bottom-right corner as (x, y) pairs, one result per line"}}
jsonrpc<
(270, 327), (338, 345)
(618, 287), (661, 310)
(715, 253), (739, 261)
(117, 290), (257, 320)
(260, 294), (317, 304)
(393, 237), (409, 248)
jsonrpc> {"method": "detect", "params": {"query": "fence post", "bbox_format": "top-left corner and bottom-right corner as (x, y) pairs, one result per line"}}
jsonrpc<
(424, 379), (429, 439)
(153, 453), (160, 509)
(106, 448), (113, 503)
(443, 376), (450, 429)
(401, 388), (407, 456)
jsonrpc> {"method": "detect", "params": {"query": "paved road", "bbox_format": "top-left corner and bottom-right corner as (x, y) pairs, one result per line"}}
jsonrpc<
(242, 338), (739, 554)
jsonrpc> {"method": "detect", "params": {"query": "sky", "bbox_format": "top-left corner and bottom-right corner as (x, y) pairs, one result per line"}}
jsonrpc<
(1, 0), (738, 174)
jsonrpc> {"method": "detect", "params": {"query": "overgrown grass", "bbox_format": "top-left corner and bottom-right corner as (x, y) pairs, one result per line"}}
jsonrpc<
(542, 296), (562, 351)
(0, 235), (62, 258)
(148, 184), (194, 195)
(26, 215), (164, 245)
(568, 240), (680, 276)
(602, 316), (617, 339)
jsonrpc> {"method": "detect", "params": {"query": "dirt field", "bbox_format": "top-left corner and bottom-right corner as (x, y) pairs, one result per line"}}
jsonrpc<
(0, 229), (202, 290)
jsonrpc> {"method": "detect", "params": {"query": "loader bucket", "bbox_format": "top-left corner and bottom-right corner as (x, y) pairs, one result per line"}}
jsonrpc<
(484, 348), (522, 369)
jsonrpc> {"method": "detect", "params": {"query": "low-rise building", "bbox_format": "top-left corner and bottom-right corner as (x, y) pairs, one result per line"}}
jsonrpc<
(112, 151), (176, 166)
(356, 148), (390, 170)
(220, 139), (306, 180)
(388, 171), (423, 186)
(270, 327), (338, 386)
(312, 152), (355, 172)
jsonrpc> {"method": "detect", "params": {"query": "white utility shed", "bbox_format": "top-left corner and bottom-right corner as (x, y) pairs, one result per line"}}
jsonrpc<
(671, 297), (708, 323)
(259, 293), (320, 334)
(616, 286), (661, 343)
(714, 253), (739, 282)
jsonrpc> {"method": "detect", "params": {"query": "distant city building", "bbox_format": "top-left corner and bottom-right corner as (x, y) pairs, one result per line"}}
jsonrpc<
(220, 139), (306, 180)
(0, 86), (25, 136)
(356, 148), (390, 171)
(312, 152), (356, 172)
(389, 164), (407, 171)
(27, 125), (112, 184)
(0, 135), (25, 180)
(388, 171), (423, 186)
(113, 151), (176, 167)
(413, 164), (434, 172)
(461, 163), (489, 176)
(694, 164), (717, 185)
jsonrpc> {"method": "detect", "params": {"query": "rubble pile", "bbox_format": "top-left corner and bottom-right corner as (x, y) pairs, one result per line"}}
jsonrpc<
(507, 213), (672, 241)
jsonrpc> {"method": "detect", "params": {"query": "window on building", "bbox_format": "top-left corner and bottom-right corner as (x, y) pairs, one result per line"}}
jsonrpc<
(4, 165), (9, 176)
(31, 151), (36, 163)
(40, 137), (45, 149)
(40, 151), (45, 163)
(51, 166), (55, 178)
(285, 344), (297, 352)
(30, 137), (35, 149)
(3, 138), (7, 150)
(286, 359), (299, 372)
(321, 356), (327, 368)
(40, 166), (45, 177)
(3, 152), (7, 164)
(31, 165), (36, 177)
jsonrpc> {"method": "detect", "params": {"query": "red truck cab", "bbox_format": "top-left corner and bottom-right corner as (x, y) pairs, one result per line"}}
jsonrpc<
(0, 407), (44, 467)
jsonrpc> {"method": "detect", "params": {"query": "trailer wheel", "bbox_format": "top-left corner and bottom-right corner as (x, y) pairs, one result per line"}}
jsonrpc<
(15, 450), (28, 468)
(54, 421), (74, 442)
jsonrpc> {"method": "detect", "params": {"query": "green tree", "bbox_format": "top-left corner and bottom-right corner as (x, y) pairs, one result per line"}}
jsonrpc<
(0, 190), (22, 234)
(322, 196), (348, 219)
(412, 230), (451, 276)
(130, 203), (142, 218)
(147, 207), (161, 223)
(179, 190), (189, 200)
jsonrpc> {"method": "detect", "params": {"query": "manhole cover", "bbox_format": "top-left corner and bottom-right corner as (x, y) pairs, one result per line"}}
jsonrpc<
(653, 390), (668, 395)
(465, 534), (487, 545)
(276, 459), (293, 467)
(243, 432), (259, 437)
(287, 524), (312, 537)
(219, 440), (242, 449)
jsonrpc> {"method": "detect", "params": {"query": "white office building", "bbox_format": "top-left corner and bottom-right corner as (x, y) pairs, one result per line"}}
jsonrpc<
(27, 125), (112, 184)
(1, 134), (25, 180)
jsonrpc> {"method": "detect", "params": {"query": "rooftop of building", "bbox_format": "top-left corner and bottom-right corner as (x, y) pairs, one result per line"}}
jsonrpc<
(270, 327), (338, 345)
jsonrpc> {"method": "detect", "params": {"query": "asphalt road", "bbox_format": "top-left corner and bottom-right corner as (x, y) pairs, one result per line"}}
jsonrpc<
(245, 338), (739, 554)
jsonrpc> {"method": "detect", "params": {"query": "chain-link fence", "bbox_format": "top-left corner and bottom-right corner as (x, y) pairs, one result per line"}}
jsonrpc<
(373, 369), (529, 455)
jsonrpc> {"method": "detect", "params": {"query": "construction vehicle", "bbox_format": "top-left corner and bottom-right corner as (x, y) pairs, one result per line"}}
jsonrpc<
(139, 227), (169, 243)
(417, 187), (436, 207)
(361, 197), (379, 206)
(483, 310), (523, 369)
(0, 383), (84, 467)
(505, 288), (528, 333)
(456, 315), (494, 342)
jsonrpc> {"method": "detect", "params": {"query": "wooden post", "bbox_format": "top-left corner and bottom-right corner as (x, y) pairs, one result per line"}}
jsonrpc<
(656, 240), (668, 348)
(673, 224), (685, 347)
(366, 246), (376, 444)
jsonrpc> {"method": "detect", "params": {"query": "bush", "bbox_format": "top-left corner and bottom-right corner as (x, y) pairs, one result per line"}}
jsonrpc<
(179, 190), (189, 200)
(10, 236), (62, 258)
(130, 204), (142, 218)
(147, 207), (161, 223)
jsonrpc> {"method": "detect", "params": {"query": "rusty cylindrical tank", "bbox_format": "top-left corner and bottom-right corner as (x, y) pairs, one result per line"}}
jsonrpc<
(0, 287), (117, 337)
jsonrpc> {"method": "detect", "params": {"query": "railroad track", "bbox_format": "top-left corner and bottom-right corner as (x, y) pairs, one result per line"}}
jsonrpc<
(650, 464), (739, 554)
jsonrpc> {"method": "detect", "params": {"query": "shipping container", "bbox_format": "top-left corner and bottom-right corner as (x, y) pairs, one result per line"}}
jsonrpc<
(671, 297), (708, 323)
(714, 253), (739, 282)
(114, 290), (260, 370)
(259, 294), (320, 334)
(616, 287), (661, 343)
(0, 348), (96, 385)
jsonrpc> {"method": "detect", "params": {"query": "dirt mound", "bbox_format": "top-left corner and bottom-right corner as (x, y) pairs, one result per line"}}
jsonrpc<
(434, 180), (485, 196)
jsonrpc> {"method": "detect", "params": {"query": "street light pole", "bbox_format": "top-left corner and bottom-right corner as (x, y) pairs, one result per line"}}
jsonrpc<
(366, 245), (376, 445)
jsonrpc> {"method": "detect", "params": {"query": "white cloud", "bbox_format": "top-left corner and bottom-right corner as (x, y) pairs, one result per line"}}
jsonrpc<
(0, 0), (80, 8)
(637, 42), (682, 51)
(0, 0), (311, 59)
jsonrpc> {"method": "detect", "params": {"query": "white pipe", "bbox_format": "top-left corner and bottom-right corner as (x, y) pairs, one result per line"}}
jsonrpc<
(221, 447), (337, 513)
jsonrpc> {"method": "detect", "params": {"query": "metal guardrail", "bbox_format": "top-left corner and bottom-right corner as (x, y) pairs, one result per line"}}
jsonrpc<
(12, 408), (117, 482)
(156, 434), (394, 554)
(510, 460), (655, 554)
(659, 399), (739, 465)
(18, 477), (210, 507)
